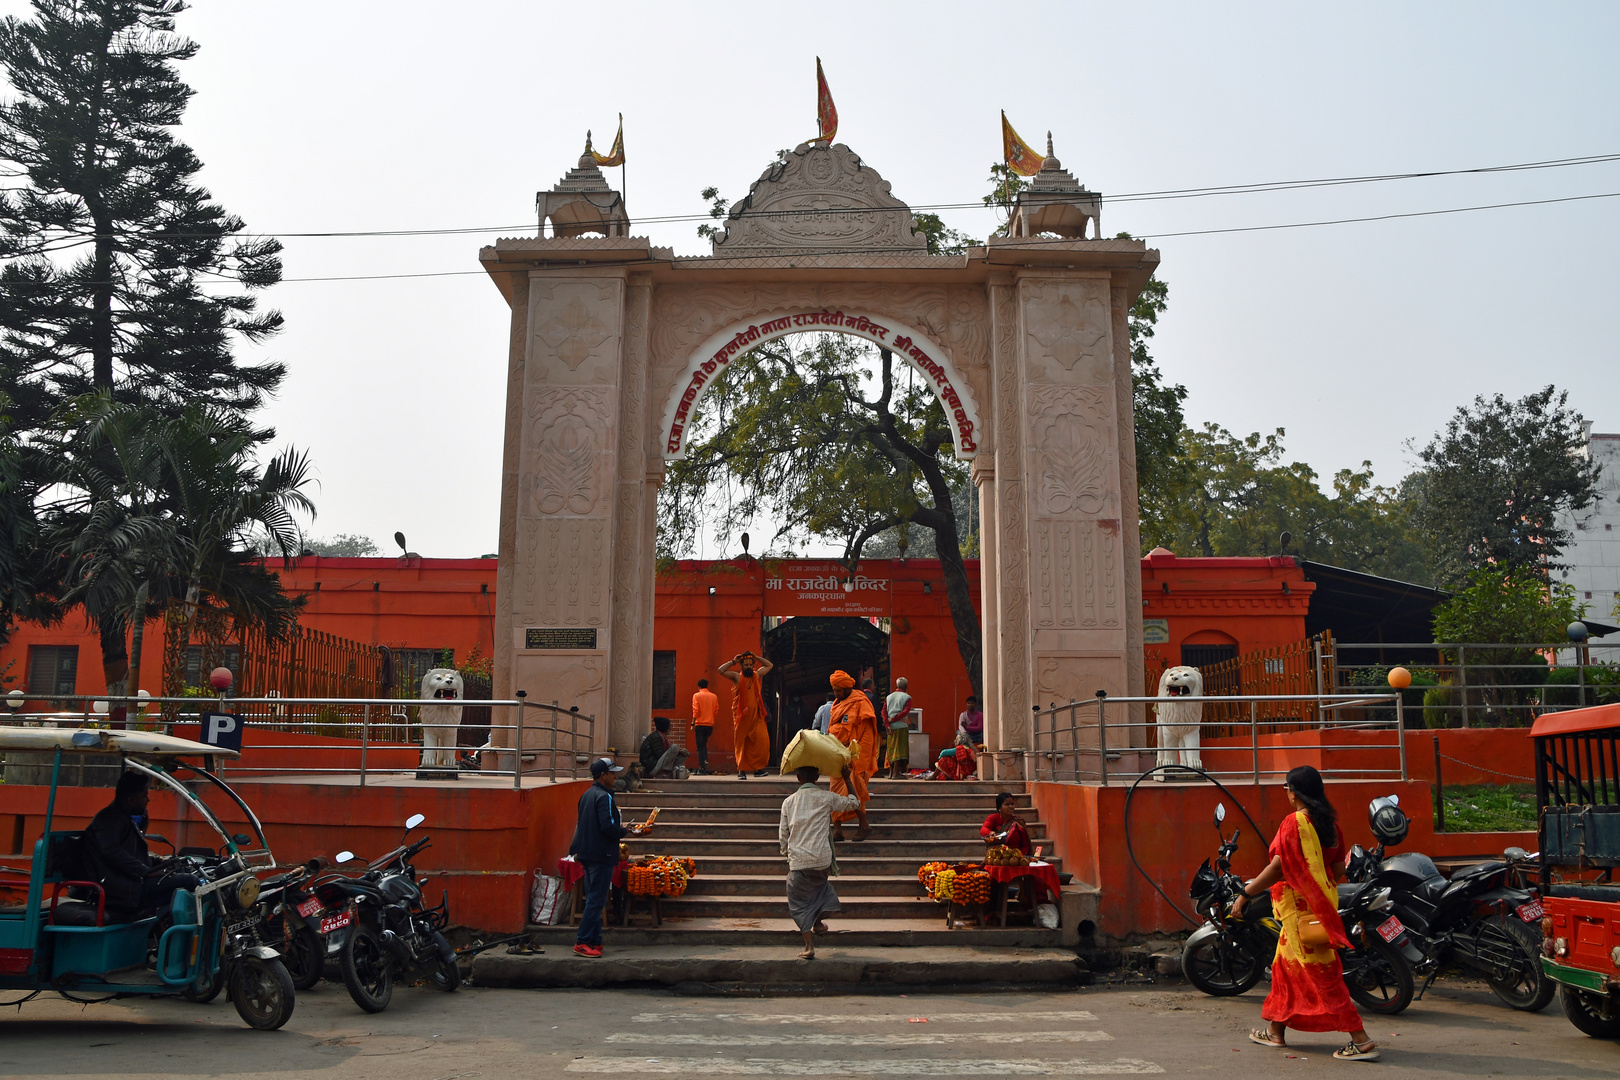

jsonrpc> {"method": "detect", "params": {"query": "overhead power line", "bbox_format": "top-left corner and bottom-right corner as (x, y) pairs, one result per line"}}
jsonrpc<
(247, 188), (1620, 283)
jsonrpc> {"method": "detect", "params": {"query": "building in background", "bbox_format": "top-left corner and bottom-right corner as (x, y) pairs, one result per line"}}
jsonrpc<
(1561, 426), (1620, 621)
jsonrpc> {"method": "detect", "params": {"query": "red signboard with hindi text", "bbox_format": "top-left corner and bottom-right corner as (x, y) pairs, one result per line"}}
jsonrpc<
(763, 560), (891, 617)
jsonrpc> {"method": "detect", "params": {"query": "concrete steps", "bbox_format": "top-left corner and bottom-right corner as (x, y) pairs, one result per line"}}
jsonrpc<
(592, 777), (1069, 940)
(521, 917), (1067, 948)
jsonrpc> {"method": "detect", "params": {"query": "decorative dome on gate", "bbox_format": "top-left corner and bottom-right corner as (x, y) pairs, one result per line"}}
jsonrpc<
(709, 142), (927, 256)
(536, 135), (630, 238)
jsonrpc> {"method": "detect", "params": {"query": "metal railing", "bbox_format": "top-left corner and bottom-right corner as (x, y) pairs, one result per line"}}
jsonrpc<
(1332, 641), (1620, 727)
(1029, 692), (1406, 785)
(0, 692), (595, 789)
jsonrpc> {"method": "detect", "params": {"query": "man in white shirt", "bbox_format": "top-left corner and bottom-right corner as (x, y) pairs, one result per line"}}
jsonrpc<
(813, 693), (834, 735)
(779, 762), (868, 959)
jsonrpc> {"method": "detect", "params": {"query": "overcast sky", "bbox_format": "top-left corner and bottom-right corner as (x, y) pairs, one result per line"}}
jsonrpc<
(8, 1), (1618, 559)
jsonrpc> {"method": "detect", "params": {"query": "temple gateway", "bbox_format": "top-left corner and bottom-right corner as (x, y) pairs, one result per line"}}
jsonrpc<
(479, 138), (1160, 779)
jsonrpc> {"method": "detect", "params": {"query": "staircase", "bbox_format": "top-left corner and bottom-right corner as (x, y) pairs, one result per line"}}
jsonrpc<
(523, 775), (1071, 948)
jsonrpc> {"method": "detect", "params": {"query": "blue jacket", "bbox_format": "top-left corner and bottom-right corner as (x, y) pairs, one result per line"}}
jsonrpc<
(569, 782), (627, 864)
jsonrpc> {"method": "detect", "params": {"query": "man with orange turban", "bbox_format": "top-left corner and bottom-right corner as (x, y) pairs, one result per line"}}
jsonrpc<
(720, 650), (774, 779)
(827, 669), (879, 839)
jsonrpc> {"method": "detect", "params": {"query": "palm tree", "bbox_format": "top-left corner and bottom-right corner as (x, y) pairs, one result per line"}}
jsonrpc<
(42, 395), (314, 723)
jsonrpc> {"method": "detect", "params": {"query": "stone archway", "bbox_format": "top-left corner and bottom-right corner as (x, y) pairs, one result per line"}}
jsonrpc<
(480, 139), (1160, 779)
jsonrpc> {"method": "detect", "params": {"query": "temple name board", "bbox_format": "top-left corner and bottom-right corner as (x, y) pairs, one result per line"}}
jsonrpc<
(763, 559), (891, 617)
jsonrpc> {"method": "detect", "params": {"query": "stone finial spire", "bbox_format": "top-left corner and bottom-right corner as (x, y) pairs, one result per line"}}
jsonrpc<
(537, 138), (630, 238)
(1007, 131), (1100, 239)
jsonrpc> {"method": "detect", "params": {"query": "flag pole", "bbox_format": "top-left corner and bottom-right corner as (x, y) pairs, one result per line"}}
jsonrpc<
(619, 113), (628, 231)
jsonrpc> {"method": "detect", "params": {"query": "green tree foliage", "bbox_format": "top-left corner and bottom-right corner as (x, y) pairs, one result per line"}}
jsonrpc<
(1145, 423), (1430, 581)
(982, 162), (1029, 235)
(41, 395), (312, 717)
(0, 393), (40, 643)
(1407, 386), (1601, 586)
(1122, 270), (1189, 545)
(910, 212), (978, 255)
(659, 335), (982, 696)
(0, 0), (284, 433)
(301, 533), (380, 558)
(1430, 566), (1586, 725)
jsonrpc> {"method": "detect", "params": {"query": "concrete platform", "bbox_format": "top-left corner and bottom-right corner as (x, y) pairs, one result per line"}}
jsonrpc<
(471, 944), (1088, 989)
(522, 916), (1067, 948)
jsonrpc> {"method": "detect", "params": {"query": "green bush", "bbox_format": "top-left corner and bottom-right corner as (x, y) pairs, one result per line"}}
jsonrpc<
(1543, 664), (1620, 708)
(1423, 684), (1453, 729)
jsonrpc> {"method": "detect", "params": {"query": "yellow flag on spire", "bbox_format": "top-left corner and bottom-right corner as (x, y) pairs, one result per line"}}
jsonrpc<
(1001, 111), (1045, 176)
(591, 114), (624, 167)
(815, 57), (838, 144)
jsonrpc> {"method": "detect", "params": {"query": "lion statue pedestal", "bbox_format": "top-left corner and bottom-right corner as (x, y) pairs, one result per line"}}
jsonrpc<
(1153, 665), (1204, 780)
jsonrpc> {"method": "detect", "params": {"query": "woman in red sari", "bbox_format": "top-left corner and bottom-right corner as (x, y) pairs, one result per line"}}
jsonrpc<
(932, 735), (977, 780)
(980, 792), (1033, 855)
(1232, 766), (1379, 1062)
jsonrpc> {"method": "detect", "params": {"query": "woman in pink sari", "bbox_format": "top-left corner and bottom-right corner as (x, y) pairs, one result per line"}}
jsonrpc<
(1232, 766), (1379, 1062)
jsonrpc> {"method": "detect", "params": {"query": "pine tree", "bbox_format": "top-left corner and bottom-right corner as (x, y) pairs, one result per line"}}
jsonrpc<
(0, 0), (284, 434)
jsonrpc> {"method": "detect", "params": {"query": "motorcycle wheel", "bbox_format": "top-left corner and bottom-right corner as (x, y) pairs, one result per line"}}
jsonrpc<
(341, 924), (394, 1013)
(230, 956), (296, 1031)
(1183, 932), (1265, 996)
(1558, 983), (1620, 1038)
(430, 956), (462, 992)
(282, 925), (325, 991)
(1341, 934), (1413, 1015)
(182, 962), (226, 1004)
(1488, 917), (1556, 1012)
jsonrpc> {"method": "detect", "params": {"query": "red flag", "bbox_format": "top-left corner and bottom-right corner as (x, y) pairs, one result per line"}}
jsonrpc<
(1002, 111), (1045, 177)
(816, 57), (838, 144)
(591, 114), (624, 168)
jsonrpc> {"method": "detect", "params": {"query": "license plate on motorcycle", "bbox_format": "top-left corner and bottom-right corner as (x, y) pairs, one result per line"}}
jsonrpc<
(1376, 915), (1404, 942)
(296, 897), (321, 918)
(1516, 900), (1543, 922)
(319, 912), (352, 935)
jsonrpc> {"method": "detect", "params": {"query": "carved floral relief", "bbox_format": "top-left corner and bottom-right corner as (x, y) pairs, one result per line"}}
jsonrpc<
(1021, 279), (1113, 384)
(525, 389), (613, 518)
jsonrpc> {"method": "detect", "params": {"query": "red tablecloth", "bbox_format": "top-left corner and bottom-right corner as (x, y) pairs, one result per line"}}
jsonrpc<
(984, 861), (1062, 903)
(558, 856), (626, 891)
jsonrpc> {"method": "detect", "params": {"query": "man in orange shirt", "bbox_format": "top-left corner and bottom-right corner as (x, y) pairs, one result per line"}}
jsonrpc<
(827, 669), (879, 840)
(719, 650), (774, 779)
(690, 678), (719, 775)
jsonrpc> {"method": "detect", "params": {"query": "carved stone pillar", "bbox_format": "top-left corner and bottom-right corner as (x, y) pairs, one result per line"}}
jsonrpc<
(492, 274), (531, 748)
(1112, 282), (1148, 738)
(504, 270), (628, 758)
(988, 280), (1031, 780)
(973, 459), (1000, 776)
(1016, 272), (1139, 763)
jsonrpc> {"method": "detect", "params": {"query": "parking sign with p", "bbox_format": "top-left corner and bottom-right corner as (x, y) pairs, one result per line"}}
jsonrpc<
(200, 711), (245, 753)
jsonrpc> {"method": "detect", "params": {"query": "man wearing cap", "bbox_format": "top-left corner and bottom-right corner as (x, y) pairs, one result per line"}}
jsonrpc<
(569, 758), (644, 957)
(826, 670), (879, 841)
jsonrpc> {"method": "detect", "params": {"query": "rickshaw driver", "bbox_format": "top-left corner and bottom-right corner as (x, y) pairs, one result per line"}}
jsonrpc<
(85, 771), (201, 915)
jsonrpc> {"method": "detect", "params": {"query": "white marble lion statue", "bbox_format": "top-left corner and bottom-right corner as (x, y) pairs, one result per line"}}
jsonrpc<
(1154, 665), (1204, 778)
(419, 668), (464, 769)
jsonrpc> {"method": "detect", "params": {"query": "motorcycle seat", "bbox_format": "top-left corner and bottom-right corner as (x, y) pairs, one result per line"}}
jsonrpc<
(49, 899), (101, 926)
(1449, 860), (1505, 882)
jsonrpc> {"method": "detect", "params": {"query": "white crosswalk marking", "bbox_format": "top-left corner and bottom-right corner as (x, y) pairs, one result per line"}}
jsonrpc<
(567, 1059), (1163, 1076)
(607, 1031), (1114, 1047)
(629, 1011), (1099, 1025)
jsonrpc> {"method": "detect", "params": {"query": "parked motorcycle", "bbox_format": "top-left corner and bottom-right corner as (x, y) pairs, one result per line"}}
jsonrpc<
(1182, 803), (1415, 1015)
(1343, 794), (1553, 1012)
(320, 814), (459, 1013)
(259, 861), (336, 991)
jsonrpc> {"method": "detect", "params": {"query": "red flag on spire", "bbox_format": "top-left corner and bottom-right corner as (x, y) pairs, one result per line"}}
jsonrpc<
(815, 57), (838, 144)
(1001, 110), (1045, 177)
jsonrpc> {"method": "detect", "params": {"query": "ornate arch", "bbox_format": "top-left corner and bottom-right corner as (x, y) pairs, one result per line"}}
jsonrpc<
(661, 308), (982, 461)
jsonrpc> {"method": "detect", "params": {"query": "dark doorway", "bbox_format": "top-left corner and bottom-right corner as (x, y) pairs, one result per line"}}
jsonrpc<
(1180, 643), (1237, 669)
(762, 616), (890, 764)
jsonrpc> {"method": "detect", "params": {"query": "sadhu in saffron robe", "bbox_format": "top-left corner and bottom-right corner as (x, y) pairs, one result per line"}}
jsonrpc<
(1262, 810), (1364, 1033)
(828, 692), (879, 824)
(732, 672), (771, 773)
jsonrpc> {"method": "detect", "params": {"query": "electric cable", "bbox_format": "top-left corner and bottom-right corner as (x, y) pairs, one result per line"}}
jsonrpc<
(1122, 763), (1269, 927)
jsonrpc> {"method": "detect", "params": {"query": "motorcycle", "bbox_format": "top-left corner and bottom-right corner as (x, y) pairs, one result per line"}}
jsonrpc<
(319, 814), (460, 1013)
(1182, 802), (1416, 1015)
(257, 861), (334, 991)
(1344, 794), (1553, 1013)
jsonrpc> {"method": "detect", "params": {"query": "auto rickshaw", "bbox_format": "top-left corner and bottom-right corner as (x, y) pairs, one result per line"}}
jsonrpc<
(1532, 701), (1620, 1038)
(0, 727), (295, 1029)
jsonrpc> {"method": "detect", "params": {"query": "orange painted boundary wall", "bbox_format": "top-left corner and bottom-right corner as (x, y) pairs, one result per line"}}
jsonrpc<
(0, 777), (590, 934)
(1033, 769), (1535, 942)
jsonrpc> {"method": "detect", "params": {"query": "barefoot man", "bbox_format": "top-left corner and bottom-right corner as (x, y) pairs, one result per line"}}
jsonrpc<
(779, 762), (868, 959)
(826, 669), (879, 841)
(719, 650), (773, 779)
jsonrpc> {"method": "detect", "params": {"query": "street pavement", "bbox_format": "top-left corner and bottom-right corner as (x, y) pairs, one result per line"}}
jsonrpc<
(1, 974), (1615, 1078)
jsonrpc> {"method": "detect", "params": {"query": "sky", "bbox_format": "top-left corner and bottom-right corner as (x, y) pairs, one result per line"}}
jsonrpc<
(7, 0), (1619, 559)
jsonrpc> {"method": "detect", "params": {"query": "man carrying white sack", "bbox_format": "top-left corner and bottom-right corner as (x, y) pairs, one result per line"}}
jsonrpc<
(779, 762), (869, 960)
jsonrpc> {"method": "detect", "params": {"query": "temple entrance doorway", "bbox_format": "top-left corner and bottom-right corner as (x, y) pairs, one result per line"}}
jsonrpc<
(762, 615), (890, 765)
